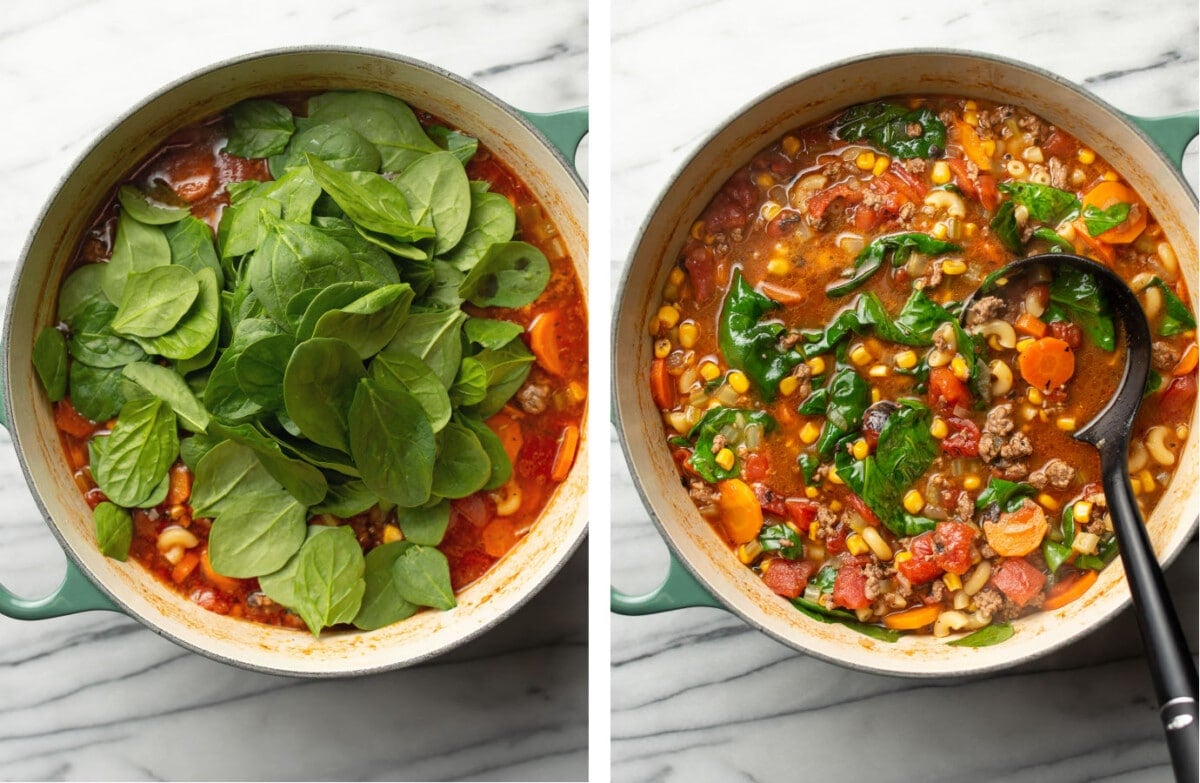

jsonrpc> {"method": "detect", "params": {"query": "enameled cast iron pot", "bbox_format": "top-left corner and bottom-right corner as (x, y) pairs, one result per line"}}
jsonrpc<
(612, 50), (1198, 677)
(0, 47), (589, 677)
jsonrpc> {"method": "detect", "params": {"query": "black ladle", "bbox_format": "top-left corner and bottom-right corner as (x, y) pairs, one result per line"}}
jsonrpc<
(962, 253), (1197, 777)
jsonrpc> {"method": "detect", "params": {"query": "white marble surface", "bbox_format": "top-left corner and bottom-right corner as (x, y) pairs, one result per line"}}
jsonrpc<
(0, 2), (587, 781)
(611, 2), (1198, 782)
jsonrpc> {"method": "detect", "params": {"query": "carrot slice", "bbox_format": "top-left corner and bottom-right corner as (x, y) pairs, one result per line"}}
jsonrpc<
(166, 463), (192, 505)
(527, 310), (566, 376)
(486, 413), (524, 465)
(1173, 343), (1198, 376)
(1072, 219), (1116, 264)
(1015, 312), (1047, 338)
(716, 478), (765, 544)
(650, 358), (675, 409)
(171, 551), (200, 584)
(550, 424), (580, 482)
(54, 400), (97, 439)
(957, 122), (992, 170)
(1081, 181), (1147, 244)
(481, 517), (519, 558)
(1018, 337), (1075, 391)
(200, 547), (243, 595)
(1043, 569), (1098, 610)
(984, 501), (1049, 557)
(882, 604), (941, 630)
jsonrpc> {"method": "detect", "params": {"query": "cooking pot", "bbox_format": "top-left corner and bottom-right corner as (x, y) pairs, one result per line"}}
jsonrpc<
(0, 47), (589, 677)
(612, 49), (1197, 677)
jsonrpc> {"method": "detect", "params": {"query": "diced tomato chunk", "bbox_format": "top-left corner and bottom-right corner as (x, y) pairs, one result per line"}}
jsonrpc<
(1047, 320), (1083, 350)
(517, 433), (557, 480)
(784, 498), (819, 533)
(883, 165), (927, 201)
(762, 559), (816, 599)
(825, 525), (848, 555)
(806, 182), (864, 221)
(941, 416), (981, 457)
(1041, 130), (1076, 159)
(742, 453), (769, 483)
(933, 521), (975, 575)
(843, 492), (881, 528)
(766, 210), (805, 239)
(990, 558), (1047, 607)
(1159, 375), (1197, 421)
(832, 556), (871, 609)
(449, 549), (495, 590)
(55, 400), (98, 438)
(929, 367), (971, 410)
(683, 245), (716, 302)
(896, 532), (944, 585)
(752, 482), (787, 516)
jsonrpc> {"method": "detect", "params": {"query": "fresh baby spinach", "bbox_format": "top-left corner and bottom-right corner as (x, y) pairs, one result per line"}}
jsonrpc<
(352, 541), (419, 631)
(307, 154), (433, 242)
(102, 211), (171, 303)
(283, 338), (366, 452)
(442, 189), (516, 272)
(121, 362), (210, 433)
(349, 376), (437, 508)
(392, 544), (456, 610)
(117, 185), (190, 226)
(57, 264), (109, 323)
(270, 122), (382, 177)
(68, 302), (147, 369)
(225, 99), (296, 159)
(93, 502), (133, 561)
(111, 265), (199, 338)
(92, 398), (179, 507)
(369, 349), (452, 432)
(311, 283), (414, 359)
(395, 151), (471, 254)
(834, 102), (947, 160)
(32, 327), (68, 402)
(430, 421), (491, 499)
(306, 90), (440, 173)
(458, 241), (550, 308)
(395, 500), (452, 546)
(69, 363), (129, 422)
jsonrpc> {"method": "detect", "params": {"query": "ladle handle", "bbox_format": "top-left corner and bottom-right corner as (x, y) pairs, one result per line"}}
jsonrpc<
(1099, 441), (1197, 776)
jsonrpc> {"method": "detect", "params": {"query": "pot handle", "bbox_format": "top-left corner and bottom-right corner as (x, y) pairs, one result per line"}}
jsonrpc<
(611, 553), (725, 614)
(1128, 111), (1199, 171)
(522, 108), (588, 170)
(0, 394), (118, 619)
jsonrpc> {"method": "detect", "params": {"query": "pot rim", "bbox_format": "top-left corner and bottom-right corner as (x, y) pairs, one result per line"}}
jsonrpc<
(4, 45), (589, 677)
(613, 47), (1198, 677)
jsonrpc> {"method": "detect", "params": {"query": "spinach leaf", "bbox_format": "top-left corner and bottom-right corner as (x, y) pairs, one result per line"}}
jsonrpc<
(392, 544), (456, 610)
(225, 99), (295, 158)
(1082, 202), (1131, 236)
(395, 151), (471, 254)
(111, 265), (199, 338)
(791, 596), (901, 642)
(203, 317), (279, 423)
(1043, 539), (1072, 575)
(283, 338), (366, 453)
(717, 269), (803, 400)
(306, 91), (440, 173)
(69, 363), (128, 422)
(209, 493), (308, 578)
(92, 398), (179, 507)
(685, 407), (776, 483)
(431, 421), (492, 499)
(310, 218), (401, 285)
(974, 478), (1035, 513)
(1145, 370), (1164, 397)
(426, 126), (478, 165)
(217, 197), (282, 259)
(471, 339), (536, 418)
(1140, 277), (1197, 336)
(988, 201), (1023, 254)
(190, 440), (281, 518)
(811, 564), (838, 592)
(797, 453), (821, 485)
(121, 362), (209, 433)
(287, 523), (366, 636)
(1047, 265), (1115, 351)
(133, 268), (222, 361)
(1075, 536), (1119, 571)
(827, 232), (960, 297)
(179, 431), (224, 472)
(459, 413), (512, 490)
(997, 182), (1080, 225)
(208, 422), (328, 508)
(759, 523), (803, 559)
(353, 225), (428, 260)
(349, 376), (437, 508)
(67, 302), (147, 369)
(312, 479), (377, 518)
(93, 502), (133, 561)
(813, 366), (869, 460)
(450, 356), (488, 407)
(352, 540), (418, 630)
(33, 327), (68, 402)
(464, 317), (524, 350)
(307, 154), (434, 242)
(252, 167), (323, 224)
(312, 283), (414, 359)
(833, 102), (946, 160)
(395, 500), (452, 546)
(441, 190), (516, 272)
(458, 241), (550, 308)
(294, 280), (378, 340)
(57, 264), (109, 323)
(427, 262), (466, 309)
(117, 185), (190, 225)
(102, 210), (171, 303)
(164, 216), (223, 288)
(370, 349), (452, 432)
(799, 289), (954, 357)
(234, 333), (295, 410)
(381, 309), (467, 390)
(270, 122), (381, 176)
(946, 623), (1015, 647)
(1031, 227), (1074, 253)
(834, 399), (938, 536)
(247, 211), (361, 325)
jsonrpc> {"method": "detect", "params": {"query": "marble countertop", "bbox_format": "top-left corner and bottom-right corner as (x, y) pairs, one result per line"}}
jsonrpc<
(0, 2), (587, 781)
(610, 2), (1198, 782)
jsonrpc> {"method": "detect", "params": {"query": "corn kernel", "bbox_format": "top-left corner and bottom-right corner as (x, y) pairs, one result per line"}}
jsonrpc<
(1138, 469), (1156, 493)
(868, 364), (889, 378)
(668, 267), (686, 286)
(1129, 477), (1142, 494)
(894, 350), (918, 369)
(930, 417), (949, 439)
(767, 257), (791, 276)
(963, 474), (981, 491)
(806, 356), (826, 376)
(728, 370), (750, 394)
(667, 411), (689, 433)
(756, 172), (775, 188)
(873, 156), (891, 176)
(846, 533), (870, 556)
(950, 356), (970, 381)
(1016, 337), (1036, 353)
(779, 376), (800, 396)
(828, 464), (843, 484)
(931, 160), (952, 185)
(800, 422), (821, 445)
(1177, 424), (1190, 441)
(963, 110), (979, 126)
(737, 540), (763, 564)
(1026, 387), (1043, 405)
(931, 222), (949, 240)
(1037, 493), (1060, 512)
(856, 150), (877, 171)
(829, 499), (844, 513)
(1077, 148), (1096, 165)
(1073, 501), (1093, 525)
(1102, 170), (1118, 182)
(567, 381), (587, 404)
(850, 345), (872, 366)
(382, 524), (404, 544)
(1056, 416), (1076, 432)
(762, 202), (783, 223)
(805, 486), (819, 499)
(982, 139), (996, 157)
(894, 551), (913, 565)
(715, 448), (736, 471)
(782, 135), (801, 156)
(699, 361), (721, 381)
(677, 322), (699, 350)
(871, 388), (881, 403)
(654, 338), (671, 359)
(964, 222), (978, 238)
(852, 438), (870, 460)
(903, 489), (925, 515)
(943, 572), (963, 592)
(657, 305), (680, 330)
(690, 221), (705, 240)
(941, 258), (967, 275)
(759, 557), (773, 573)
